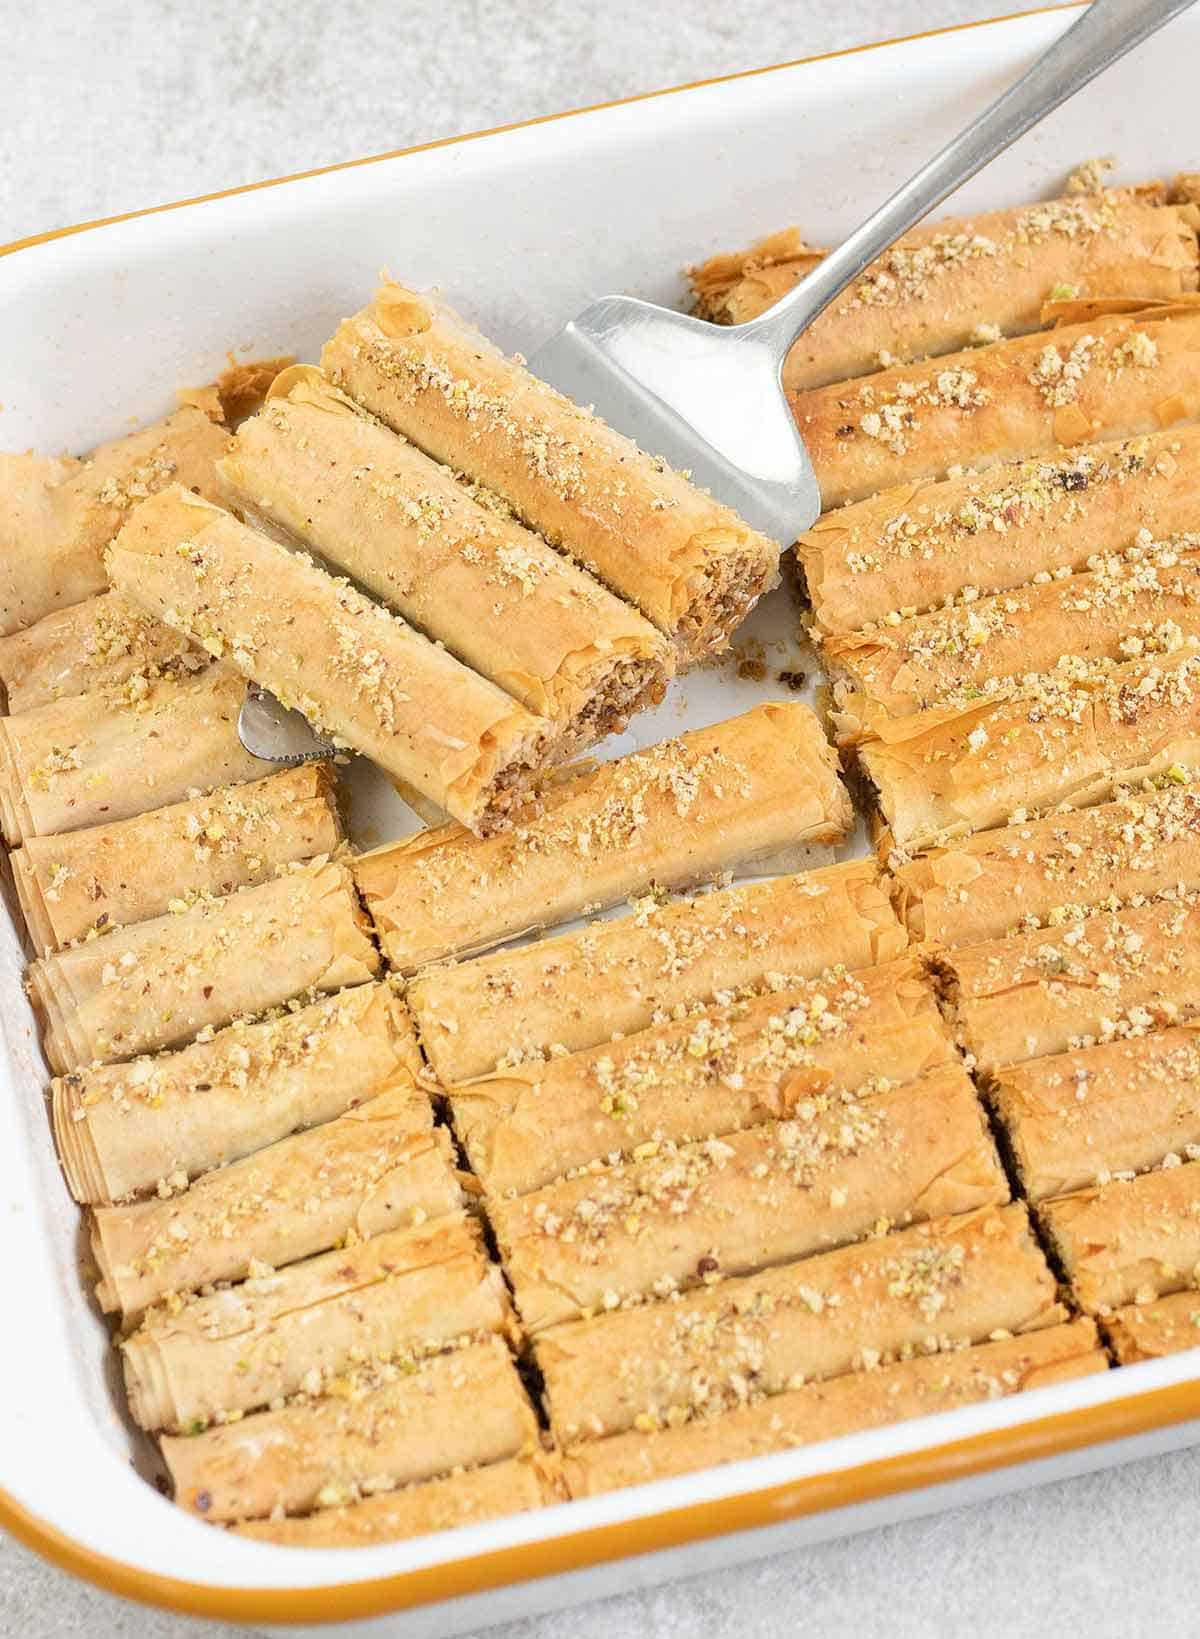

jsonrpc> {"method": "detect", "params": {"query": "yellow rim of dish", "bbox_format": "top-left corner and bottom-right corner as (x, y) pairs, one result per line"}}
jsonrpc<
(13, 3), (1188, 1626)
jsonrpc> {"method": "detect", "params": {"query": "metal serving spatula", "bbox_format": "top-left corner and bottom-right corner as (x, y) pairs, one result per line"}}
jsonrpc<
(238, 0), (1194, 764)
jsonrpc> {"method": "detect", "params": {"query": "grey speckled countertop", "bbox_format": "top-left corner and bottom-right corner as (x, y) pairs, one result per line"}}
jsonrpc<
(1, 2), (1196, 1635)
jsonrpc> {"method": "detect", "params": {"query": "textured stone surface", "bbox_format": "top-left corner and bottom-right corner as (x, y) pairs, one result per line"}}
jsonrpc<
(2, 1), (1198, 1635)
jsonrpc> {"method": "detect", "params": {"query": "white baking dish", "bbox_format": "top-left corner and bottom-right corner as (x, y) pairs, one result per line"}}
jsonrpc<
(4, 4), (1200, 1632)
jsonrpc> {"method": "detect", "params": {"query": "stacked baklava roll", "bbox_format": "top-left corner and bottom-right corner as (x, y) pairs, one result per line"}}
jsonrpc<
(897, 785), (1200, 1364)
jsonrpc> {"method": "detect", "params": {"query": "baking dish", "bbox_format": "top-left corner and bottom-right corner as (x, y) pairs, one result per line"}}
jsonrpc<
(4, 4), (1200, 1632)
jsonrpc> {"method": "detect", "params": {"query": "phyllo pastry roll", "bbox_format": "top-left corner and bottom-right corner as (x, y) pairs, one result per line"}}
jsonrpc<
(53, 982), (423, 1205)
(792, 301), (1200, 508)
(355, 702), (851, 974)
(321, 283), (781, 660)
(11, 764), (342, 957)
(1039, 1160), (1200, 1313)
(0, 590), (200, 714)
(892, 779), (1200, 948)
(858, 651), (1200, 853)
(564, 1319), (1107, 1495)
(409, 859), (902, 1085)
(0, 406), (229, 636)
(535, 1203), (1064, 1443)
(827, 534), (1200, 729)
(222, 368), (672, 747)
(944, 895), (1200, 1070)
(233, 1452), (565, 1548)
(108, 489), (554, 836)
(494, 1064), (1007, 1333)
(690, 185), (1199, 391)
(121, 1211), (510, 1431)
(1105, 1290), (1200, 1362)
(449, 957), (956, 1197)
(27, 857), (380, 1072)
(987, 1025), (1200, 1201)
(163, 1336), (536, 1521)
(91, 1087), (462, 1320)
(0, 662), (273, 846)
(797, 429), (1200, 637)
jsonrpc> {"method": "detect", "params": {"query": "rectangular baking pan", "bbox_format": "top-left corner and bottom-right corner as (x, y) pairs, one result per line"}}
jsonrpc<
(3, 5), (1200, 1633)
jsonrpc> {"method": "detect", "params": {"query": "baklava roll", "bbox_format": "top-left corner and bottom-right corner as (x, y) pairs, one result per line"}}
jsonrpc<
(535, 1203), (1063, 1443)
(0, 406), (229, 636)
(691, 186), (1200, 391)
(28, 857), (380, 1072)
(0, 662), (273, 845)
(121, 1211), (510, 1431)
(564, 1319), (1107, 1495)
(797, 428), (1200, 636)
(222, 368), (672, 746)
(91, 1087), (462, 1320)
(53, 982), (422, 1205)
(233, 1452), (565, 1548)
(1039, 1161), (1200, 1313)
(892, 780), (1200, 948)
(859, 651), (1200, 853)
(494, 1065), (1007, 1332)
(827, 536), (1200, 731)
(449, 957), (956, 1197)
(163, 1336), (537, 1521)
(409, 859), (903, 1085)
(0, 589), (199, 714)
(356, 702), (851, 974)
(107, 489), (553, 836)
(321, 284), (781, 659)
(987, 1024), (1200, 1201)
(1105, 1290), (1200, 1362)
(793, 302), (1200, 508)
(946, 896), (1200, 1070)
(11, 764), (342, 956)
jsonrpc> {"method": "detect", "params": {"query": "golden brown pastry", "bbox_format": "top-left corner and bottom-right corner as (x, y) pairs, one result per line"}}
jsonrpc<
(535, 1203), (1063, 1442)
(945, 895), (1200, 1070)
(107, 488), (557, 837)
(858, 651), (1200, 852)
(1105, 1289), (1200, 1361)
(27, 857), (380, 1072)
(163, 1336), (537, 1521)
(11, 764), (342, 956)
(448, 957), (956, 1197)
(0, 589), (200, 713)
(0, 663), (273, 846)
(53, 982), (423, 1205)
(792, 301), (1200, 509)
(233, 1452), (565, 1547)
(564, 1320), (1107, 1495)
(320, 283), (780, 659)
(90, 1087), (463, 1320)
(222, 367), (672, 749)
(1039, 1160), (1200, 1312)
(0, 407), (229, 636)
(691, 185), (1199, 389)
(408, 858), (902, 1085)
(121, 1211), (510, 1431)
(892, 779), (1200, 947)
(355, 703), (852, 974)
(797, 428), (1200, 636)
(987, 1024), (1200, 1201)
(493, 1065), (1006, 1331)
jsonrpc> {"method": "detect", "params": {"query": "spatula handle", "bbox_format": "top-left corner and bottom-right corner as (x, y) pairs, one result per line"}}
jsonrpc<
(747, 0), (1196, 359)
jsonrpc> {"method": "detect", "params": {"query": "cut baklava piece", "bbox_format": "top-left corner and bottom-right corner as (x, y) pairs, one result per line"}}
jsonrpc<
(448, 956), (956, 1197)
(691, 183), (1199, 390)
(1105, 1290), (1200, 1361)
(321, 283), (780, 661)
(792, 299), (1200, 508)
(408, 858), (902, 1085)
(354, 703), (852, 975)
